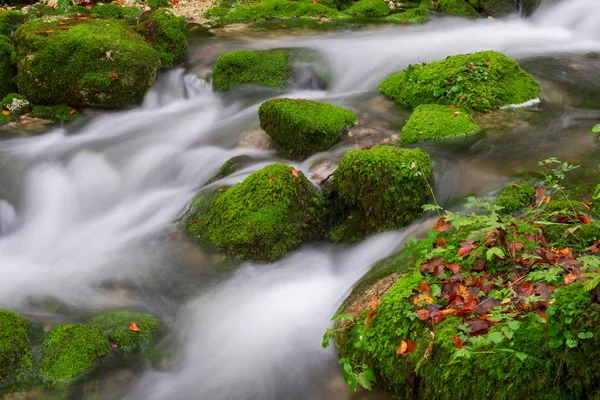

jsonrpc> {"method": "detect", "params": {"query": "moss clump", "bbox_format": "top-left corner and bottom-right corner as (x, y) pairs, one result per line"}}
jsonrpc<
(1, 93), (29, 115)
(204, 155), (255, 185)
(38, 324), (110, 385)
(330, 145), (433, 242)
(437, 0), (479, 17)
(345, 0), (389, 17)
(495, 180), (535, 213)
(219, 0), (345, 24)
(88, 311), (164, 354)
(67, 6), (92, 15)
(91, 4), (143, 21)
(593, 183), (600, 215)
(136, 9), (187, 68)
(258, 98), (358, 159)
(401, 104), (479, 145)
(386, 4), (430, 23)
(212, 49), (290, 91)
(185, 163), (325, 261)
(147, 0), (172, 9)
(379, 51), (540, 112)
(0, 35), (16, 100)
(23, 4), (57, 18)
(0, 11), (26, 37)
(0, 311), (34, 392)
(29, 105), (80, 121)
(15, 18), (161, 109)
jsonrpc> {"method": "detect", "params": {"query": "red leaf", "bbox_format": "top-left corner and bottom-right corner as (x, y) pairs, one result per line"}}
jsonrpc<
(193, 220), (198, 225)
(366, 310), (376, 329)
(419, 282), (431, 293)
(290, 168), (299, 177)
(520, 282), (534, 296)
(564, 272), (578, 284)
(129, 322), (141, 332)
(437, 237), (447, 247)
(110, 72), (119, 81)
(406, 340), (416, 354)
(445, 262), (460, 274)
(417, 309), (430, 321)
(435, 217), (451, 232)
(577, 215), (591, 224)
(451, 336), (462, 349)
(535, 188), (545, 197)
(450, 104), (456, 109)
(458, 244), (475, 257)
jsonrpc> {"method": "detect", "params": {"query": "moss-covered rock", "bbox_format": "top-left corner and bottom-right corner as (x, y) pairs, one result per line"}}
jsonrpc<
(88, 311), (164, 354)
(22, 4), (57, 19)
(345, 0), (389, 17)
(136, 9), (187, 69)
(204, 155), (255, 185)
(15, 17), (161, 109)
(386, 4), (430, 23)
(212, 48), (331, 92)
(329, 145), (433, 242)
(91, 4), (144, 21)
(0, 11), (26, 37)
(219, 0), (345, 24)
(0, 35), (16, 100)
(495, 180), (535, 213)
(0, 311), (34, 392)
(400, 104), (479, 145)
(147, 0), (173, 9)
(379, 51), (540, 112)
(38, 324), (110, 385)
(437, 0), (479, 17)
(258, 98), (357, 159)
(29, 105), (80, 121)
(1, 93), (29, 115)
(185, 163), (325, 261)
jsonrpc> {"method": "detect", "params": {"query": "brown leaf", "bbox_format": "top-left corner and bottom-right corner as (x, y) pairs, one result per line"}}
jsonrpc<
(534, 283), (551, 300)
(564, 272), (578, 284)
(419, 282), (431, 293)
(458, 244), (476, 257)
(535, 188), (545, 197)
(509, 241), (524, 259)
(290, 168), (299, 177)
(435, 217), (451, 232)
(129, 322), (141, 332)
(405, 340), (416, 354)
(577, 215), (591, 224)
(466, 318), (490, 336)
(417, 309), (430, 321)
(473, 258), (486, 271)
(450, 103), (456, 109)
(437, 237), (447, 247)
(520, 282), (534, 297)
(555, 247), (570, 257)
(396, 340), (408, 355)
(445, 262), (460, 274)
(69, 109), (76, 115)
(451, 336), (463, 349)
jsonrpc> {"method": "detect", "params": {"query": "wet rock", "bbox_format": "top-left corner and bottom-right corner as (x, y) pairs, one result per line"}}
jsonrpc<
(236, 129), (274, 150)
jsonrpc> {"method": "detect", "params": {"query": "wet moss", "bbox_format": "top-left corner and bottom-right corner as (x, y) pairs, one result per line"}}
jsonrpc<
(345, 0), (390, 17)
(15, 18), (161, 108)
(1, 93), (29, 115)
(67, 6), (92, 15)
(400, 103), (479, 145)
(0, 311), (34, 392)
(495, 180), (535, 213)
(204, 155), (255, 185)
(88, 311), (164, 354)
(386, 4), (430, 23)
(91, 4), (143, 21)
(29, 105), (80, 121)
(258, 98), (358, 159)
(212, 49), (290, 91)
(0, 11), (26, 37)
(38, 324), (110, 385)
(0, 35), (16, 100)
(185, 163), (325, 261)
(437, 0), (479, 17)
(136, 9), (187, 68)
(379, 51), (540, 112)
(544, 223), (600, 252)
(219, 0), (345, 24)
(23, 4), (57, 19)
(330, 145), (433, 242)
(147, 0), (172, 9)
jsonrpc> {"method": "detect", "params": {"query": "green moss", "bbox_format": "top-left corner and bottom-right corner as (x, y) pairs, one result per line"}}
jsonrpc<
(203, 6), (231, 19)
(29, 105), (80, 121)
(495, 180), (535, 213)
(0, 35), (16, 100)
(386, 4), (430, 23)
(379, 50), (540, 112)
(204, 155), (255, 185)
(0, 311), (33, 392)
(136, 9), (187, 68)
(38, 324), (110, 385)
(544, 223), (600, 252)
(258, 98), (357, 159)
(1, 93), (29, 115)
(67, 6), (92, 15)
(212, 49), (290, 91)
(0, 11), (26, 37)
(345, 0), (389, 17)
(437, 0), (479, 17)
(330, 145), (433, 242)
(219, 0), (345, 24)
(15, 18), (161, 109)
(148, 0), (172, 9)
(0, 113), (9, 126)
(88, 311), (164, 354)
(91, 4), (143, 21)
(23, 4), (57, 18)
(400, 103), (479, 145)
(185, 163), (325, 261)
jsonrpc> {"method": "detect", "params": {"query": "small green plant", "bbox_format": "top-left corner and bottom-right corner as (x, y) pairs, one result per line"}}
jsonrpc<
(592, 123), (600, 134)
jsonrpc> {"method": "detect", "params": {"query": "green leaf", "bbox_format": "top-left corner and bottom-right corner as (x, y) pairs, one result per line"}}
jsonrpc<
(501, 326), (514, 340)
(513, 351), (528, 361)
(566, 339), (578, 348)
(550, 337), (563, 348)
(592, 123), (600, 133)
(430, 284), (442, 297)
(363, 367), (376, 383)
(55, 0), (73, 13)
(578, 332), (594, 340)
(357, 373), (373, 391)
(507, 320), (521, 331)
(322, 330), (332, 349)
(486, 247), (505, 261)
(488, 331), (504, 344)
(343, 370), (357, 391)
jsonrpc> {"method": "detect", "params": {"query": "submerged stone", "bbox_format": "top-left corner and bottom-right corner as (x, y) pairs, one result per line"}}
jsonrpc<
(379, 50), (540, 112)
(88, 311), (164, 354)
(15, 17), (161, 108)
(400, 103), (479, 145)
(0, 311), (34, 393)
(329, 145), (433, 242)
(258, 98), (358, 159)
(185, 163), (325, 261)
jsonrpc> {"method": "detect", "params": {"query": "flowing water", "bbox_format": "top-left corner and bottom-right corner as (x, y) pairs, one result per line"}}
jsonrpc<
(1, 0), (600, 398)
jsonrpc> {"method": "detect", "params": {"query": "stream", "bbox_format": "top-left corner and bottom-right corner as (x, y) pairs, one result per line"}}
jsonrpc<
(1, 0), (600, 398)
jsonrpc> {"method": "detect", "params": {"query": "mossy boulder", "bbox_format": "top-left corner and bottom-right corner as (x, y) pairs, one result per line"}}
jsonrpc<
(379, 50), (540, 112)
(185, 163), (325, 261)
(204, 155), (255, 185)
(0, 11), (26, 37)
(386, 4), (430, 23)
(15, 17), (161, 109)
(88, 311), (164, 354)
(0, 311), (34, 392)
(345, 0), (389, 17)
(400, 104), (479, 145)
(212, 48), (331, 92)
(437, 0), (479, 17)
(38, 324), (110, 385)
(218, 0), (345, 23)
(329, 145), (433, 242)
(29, 105), (80, 121)
(0, 35), (16, 100)
(495, 179), (536, 213)
(1, 93), (29, 115)
(136, 9), (187, 69)
(91, 4), (144, 21)
(258, 98), (358, 159)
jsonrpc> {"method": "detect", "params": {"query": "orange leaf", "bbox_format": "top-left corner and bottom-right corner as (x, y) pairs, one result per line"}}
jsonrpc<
(312, 0), (318, 3)
(69, 109), (76, 115)
(451, 336), (462, 349)
(268, 176), (275, 182)
(437, 237), (447, 247)
(445, 262), (460, 274)
(435, 217), (451, 232)
(1, 110), (9, 116)
(452, 111), (460, 117)
(457, 245), (475, 257)
(370, 297), (379, 310)
(172, 0), (180, 4)
(366, 310), (376, 330)
(520, 282), (534, 296)
(577, 215), (591, 224)
(554, 247), (570, 257)
(396, 340), (408, 355)
(564, 272), (577, 284)
(290, 168), (299, 177)
(535, 187), (545, 197)
(129, 322), (141, 332)
(61, 26), (70, 30)
(45, 29), (55, 33)
(538, 196), (551, 205)
(417, 309), (430, 321)
(450, 103), (456, 109)
(193, 220), (198, 225)
(419, 282), (430, 293)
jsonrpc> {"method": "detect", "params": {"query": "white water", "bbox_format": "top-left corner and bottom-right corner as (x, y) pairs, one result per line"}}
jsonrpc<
(0, 0), (599, 398)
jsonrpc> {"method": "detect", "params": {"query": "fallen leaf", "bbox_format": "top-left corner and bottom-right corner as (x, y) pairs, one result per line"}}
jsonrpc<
(366, 310), (376, 329)
(419, 282), (431, 293)
(435, 217), (451, 232)
(452, 112), (460, 117)
(110, 72), (119, 80)
(458, 244), (476, 257)
(577, 215), (591, 224)
(69, 109), (76, 115)
(290, 168), (299, 177)
(371, 297), (379, 310)
(466, 318), (490, 335)
(520, 282), (534, 296)
(396, 340), (408, 355)
(535, 188), (545, 197)
(555, 247), (570, 257)
(445, 262), (460, 274)
(129, 322), (141, 332)
(451, 336), (463, 349)
(417, 309), (430, 321)
(450, 104), (456, 109)
(172, 0), (180, 3)
(1, 110), (9, 116)
(193, 220), (198, 225)
(144, 37), (152, 43)
(564, 272), (578, 284)
(405, 340), (416, 354)
(61, 26), (70, 30)
(45, 29), (55, 33)
(268, 176), (275, 181)
(437, 237), (447, 247)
